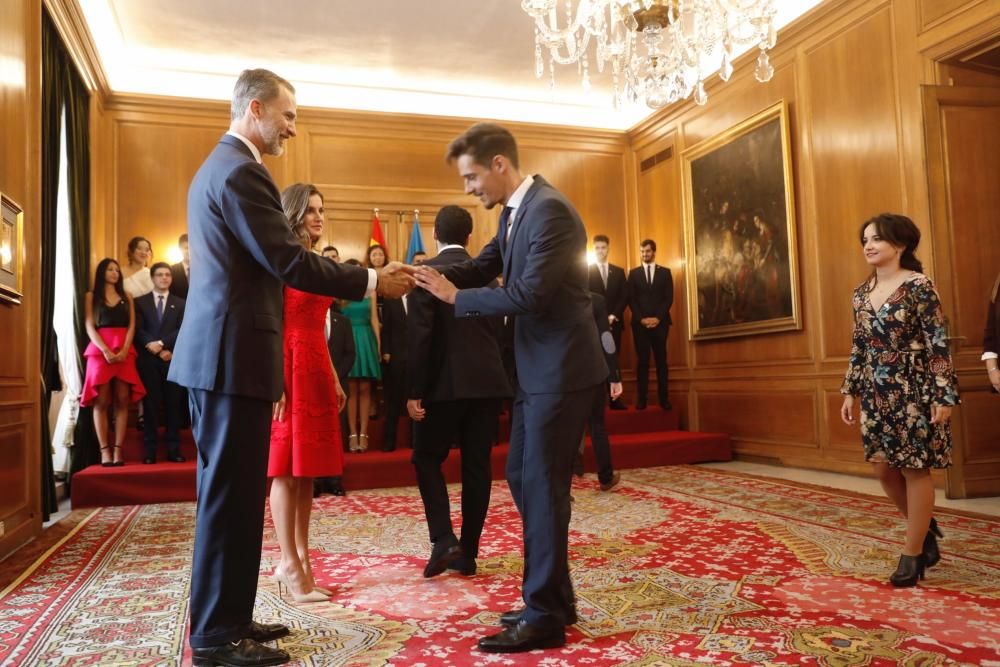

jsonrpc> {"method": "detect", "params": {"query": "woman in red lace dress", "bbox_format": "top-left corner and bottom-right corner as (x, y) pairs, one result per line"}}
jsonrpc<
(268, 183), (346, 603)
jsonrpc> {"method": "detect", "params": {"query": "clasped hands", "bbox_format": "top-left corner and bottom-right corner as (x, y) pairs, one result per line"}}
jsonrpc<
(840, 395), (952, 426)
(375, 262), (418, 299)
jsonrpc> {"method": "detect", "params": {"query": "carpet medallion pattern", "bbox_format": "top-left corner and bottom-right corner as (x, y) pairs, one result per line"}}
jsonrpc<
(1, 465), (998, 666)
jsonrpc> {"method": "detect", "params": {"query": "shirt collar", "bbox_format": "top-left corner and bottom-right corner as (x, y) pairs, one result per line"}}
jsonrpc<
(226, 130), (263, 164)
(153, 288), (169, 298)
(505, 175), (534, 212)
(437, 244), (465, 253)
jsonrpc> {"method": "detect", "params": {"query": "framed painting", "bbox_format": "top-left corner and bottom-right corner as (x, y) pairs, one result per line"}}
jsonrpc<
(681, 100), (800, 340)
(0, 193), (24, 306)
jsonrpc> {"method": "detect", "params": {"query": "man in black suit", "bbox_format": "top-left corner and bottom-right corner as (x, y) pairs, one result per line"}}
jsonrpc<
(380, 296), (408, 451)
(407, 206), (511, 580)
(135, 262), (186, 464)
(583, 292), (624, 491)
(168, 69), (413, 667)
(417, 123), (605, 653)
(588, 234), (628, 409)
(169, 233), (190, 300)
(627, 239), (673, 411)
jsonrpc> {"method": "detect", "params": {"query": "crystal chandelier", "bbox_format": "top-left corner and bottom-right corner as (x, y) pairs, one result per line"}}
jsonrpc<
(521, 0), (778, 109)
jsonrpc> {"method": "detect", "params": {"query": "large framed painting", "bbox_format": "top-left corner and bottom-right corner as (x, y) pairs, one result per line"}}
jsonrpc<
(0, 193), (24, 306)
(681, 100), (800, 340)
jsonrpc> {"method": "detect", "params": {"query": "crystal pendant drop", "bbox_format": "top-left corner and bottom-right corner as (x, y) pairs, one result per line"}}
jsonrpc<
(720, 51), (733, 81)
(694, 80), (708, 105)
(754, 49), (774, 82)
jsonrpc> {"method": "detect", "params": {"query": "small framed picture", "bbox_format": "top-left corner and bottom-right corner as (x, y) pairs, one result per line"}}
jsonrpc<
(0, 193), (24, 305)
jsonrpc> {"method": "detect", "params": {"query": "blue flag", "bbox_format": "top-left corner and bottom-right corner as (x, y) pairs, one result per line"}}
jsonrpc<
(405, 211), (426, 264)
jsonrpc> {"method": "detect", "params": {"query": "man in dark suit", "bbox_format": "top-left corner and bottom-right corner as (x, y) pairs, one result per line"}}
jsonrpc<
(135, 262), (186, 464)
(627, 239), (673, 411)
(588, 234), (628, 409)
(417, 123), (605, 653)
(380, 295), (408, 451)
(168, 69), (413, 667)
(169, 233), (190, 300)
(406, 206), (511, 579)
(583, 292), (623, 491)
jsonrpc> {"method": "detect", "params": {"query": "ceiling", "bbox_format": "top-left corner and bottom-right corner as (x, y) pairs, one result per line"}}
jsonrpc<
(77, 0), (825, 130)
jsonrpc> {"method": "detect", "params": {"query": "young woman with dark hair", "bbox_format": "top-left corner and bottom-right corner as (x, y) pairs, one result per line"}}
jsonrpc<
(840, 213), (959, 587)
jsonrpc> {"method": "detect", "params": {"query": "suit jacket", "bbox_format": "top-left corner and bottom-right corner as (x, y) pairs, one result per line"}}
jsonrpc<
(407, 247), (511, 403)
(135, 292), (185, 352)
(589, 263), (627, 322)
(381, 297), (408, 366)
(328, 306), (356, 383)
(169, 134), (370, 401)
(170, 262), (189, 300)
(590, 293), (621, 383)
(627, 264), (674, 326)
(445, 176), (605, 394)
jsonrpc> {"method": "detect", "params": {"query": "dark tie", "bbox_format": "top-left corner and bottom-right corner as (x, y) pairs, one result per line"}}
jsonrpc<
(157, 295), (165, 321)
(646, 265), (653, 285)
(500, 206), (514, 245)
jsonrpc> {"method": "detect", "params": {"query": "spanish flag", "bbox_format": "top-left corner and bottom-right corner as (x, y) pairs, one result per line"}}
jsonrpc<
(370, 208), (387, 250)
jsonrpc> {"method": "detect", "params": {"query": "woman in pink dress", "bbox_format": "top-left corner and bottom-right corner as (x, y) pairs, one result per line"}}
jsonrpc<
(81, 258), (146, 466)
(268, 183), (346, 603)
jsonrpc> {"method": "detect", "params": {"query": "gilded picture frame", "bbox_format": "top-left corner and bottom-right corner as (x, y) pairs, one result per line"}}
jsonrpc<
(681, 100), (801, 340)
(0, 192), (24, 306)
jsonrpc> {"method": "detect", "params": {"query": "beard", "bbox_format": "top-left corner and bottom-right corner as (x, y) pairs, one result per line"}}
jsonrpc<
(260, 121), (285, 157)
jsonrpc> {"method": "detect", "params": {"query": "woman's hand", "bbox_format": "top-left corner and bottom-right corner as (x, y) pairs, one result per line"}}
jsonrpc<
(609, 382), (623, 401)
(335, 382), (347, 412)
(102, 348), (115, 363)
(272, 393), (286, 422)
(840, 395), (856, 425)
(930, 405), (953, 424)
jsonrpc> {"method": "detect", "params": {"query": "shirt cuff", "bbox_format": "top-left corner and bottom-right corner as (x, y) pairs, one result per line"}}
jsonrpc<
(365, 269), (378, 297)
(983, 351), (999, 361)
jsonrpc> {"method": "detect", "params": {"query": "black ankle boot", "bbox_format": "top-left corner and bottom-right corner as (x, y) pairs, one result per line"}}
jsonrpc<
(889, 553), (926, 587)
(923, 517), (944, 568)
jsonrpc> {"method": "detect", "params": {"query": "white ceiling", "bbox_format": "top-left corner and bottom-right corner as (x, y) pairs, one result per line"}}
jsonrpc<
(77, 0), (825, 130)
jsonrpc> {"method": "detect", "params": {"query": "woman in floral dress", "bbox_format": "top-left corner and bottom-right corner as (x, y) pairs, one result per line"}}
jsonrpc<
(840, 213), (959, 587)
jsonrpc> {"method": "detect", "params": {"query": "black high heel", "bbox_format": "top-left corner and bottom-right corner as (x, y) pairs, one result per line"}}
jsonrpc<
(100, 446), (113, 467)
(889, 553), (926, 587)
(923, 517), (944, 568)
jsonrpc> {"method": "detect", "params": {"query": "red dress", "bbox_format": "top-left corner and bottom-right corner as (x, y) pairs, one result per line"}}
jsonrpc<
(268, 286), (344, 478)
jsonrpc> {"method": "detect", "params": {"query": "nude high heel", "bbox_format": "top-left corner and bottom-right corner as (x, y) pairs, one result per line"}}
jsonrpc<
(272, 569), (329, 603)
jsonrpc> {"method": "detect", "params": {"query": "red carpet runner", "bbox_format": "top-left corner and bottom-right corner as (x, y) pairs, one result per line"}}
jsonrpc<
(71, 408), (732, 507)
(6, 465), (1000, 666)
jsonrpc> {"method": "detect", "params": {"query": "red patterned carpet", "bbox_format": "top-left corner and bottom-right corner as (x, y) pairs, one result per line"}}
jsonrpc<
(2, 465), (999, 666)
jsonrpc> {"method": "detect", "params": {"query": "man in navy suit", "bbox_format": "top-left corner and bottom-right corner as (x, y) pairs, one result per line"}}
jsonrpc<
(588, 234), (628, 409)
(135, 262), (186, 464)
(627, 239), (674, 410)
(406, 206), (511, 579)
(170, 233), (190, 300)
(168, 69), (414, 667)
(417, 123), (605, 653)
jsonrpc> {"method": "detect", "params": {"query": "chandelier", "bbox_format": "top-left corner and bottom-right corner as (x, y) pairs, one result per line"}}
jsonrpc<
(521, 0), (778, 109)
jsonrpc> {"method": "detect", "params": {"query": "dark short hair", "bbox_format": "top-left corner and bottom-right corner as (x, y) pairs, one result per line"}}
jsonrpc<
(435, 206), (473, 246)
(446, 122), (519, 169)
(322, 245), (338, 254)
(150, 262), (172, 277)
(178, 233), (189, 245)
(593, 234), (609, 245)
(231, 68), (295, 121)
(344, 258), (362, 267)
(640, 239), (657, 252)
(859, 213), (923, 273)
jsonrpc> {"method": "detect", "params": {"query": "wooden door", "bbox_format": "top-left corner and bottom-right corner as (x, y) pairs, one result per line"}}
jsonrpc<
(922, 85), (1000, 498)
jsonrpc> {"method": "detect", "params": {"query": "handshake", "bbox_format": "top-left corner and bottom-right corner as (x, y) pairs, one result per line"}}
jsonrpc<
(373, 262), (458, 304)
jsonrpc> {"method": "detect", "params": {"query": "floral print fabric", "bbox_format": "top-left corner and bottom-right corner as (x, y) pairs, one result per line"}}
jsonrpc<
(842, 274), (959, 469)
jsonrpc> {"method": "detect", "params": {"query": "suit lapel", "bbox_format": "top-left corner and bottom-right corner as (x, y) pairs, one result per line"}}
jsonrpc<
(503, 176), (545, 281)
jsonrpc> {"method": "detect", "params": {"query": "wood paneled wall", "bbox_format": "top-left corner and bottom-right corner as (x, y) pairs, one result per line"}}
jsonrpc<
(94, 99), (633, 281)
(628, 0), (1000, 485)
(0, 0), (42, 558)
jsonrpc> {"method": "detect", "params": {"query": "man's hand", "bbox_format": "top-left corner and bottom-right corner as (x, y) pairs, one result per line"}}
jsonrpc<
(407, 399), (426, 422)
(414, 266), (458, 304)
(146, 341), (164, 355)
(376, 262), (416, 298)
(158, 350), (173, 362)
(272, 393), (286, 422)
(609, 382), (623, 400)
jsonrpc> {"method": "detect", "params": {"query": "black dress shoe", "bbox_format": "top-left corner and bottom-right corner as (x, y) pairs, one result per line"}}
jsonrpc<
(167, 454), (187, 463)
(246, 621), (290, 643)
(660, 401), (672, 411)
(423, 535), (462, 578)
(192, 638), (289, 666)
(477, 620), (566, 653)
(635, 401), (647, 411)
(143, 457), (156, 465)
(447, 556), (477, 576)
(608, 399), (627, 410)
(499, 608), (524, 627)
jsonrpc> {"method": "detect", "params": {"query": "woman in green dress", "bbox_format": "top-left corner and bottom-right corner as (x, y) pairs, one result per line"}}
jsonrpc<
(341, 258), (381, 451)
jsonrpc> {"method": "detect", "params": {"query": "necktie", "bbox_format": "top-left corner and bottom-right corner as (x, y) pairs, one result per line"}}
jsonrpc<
(157, 295), (165, 321)
(600, 263), (608, 288)
(501, 206), (514, 241)
(647, 265), (653, 285)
